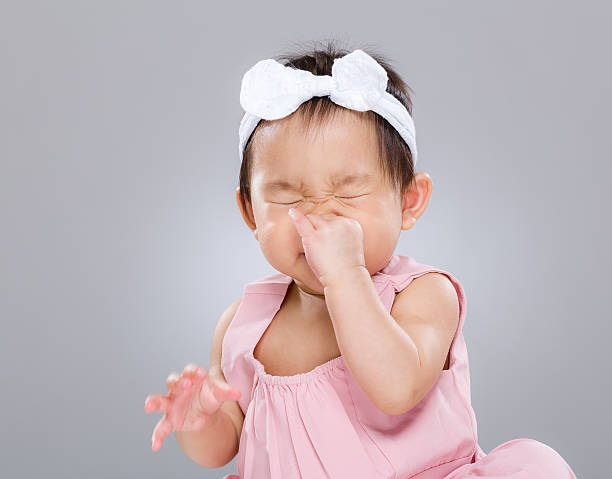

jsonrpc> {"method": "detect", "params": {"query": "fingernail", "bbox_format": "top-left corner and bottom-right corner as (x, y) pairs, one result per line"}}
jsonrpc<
(288, 208), (295, 216)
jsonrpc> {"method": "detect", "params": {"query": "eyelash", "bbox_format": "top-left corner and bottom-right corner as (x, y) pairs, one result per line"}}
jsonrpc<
(277, 195), (365, 205)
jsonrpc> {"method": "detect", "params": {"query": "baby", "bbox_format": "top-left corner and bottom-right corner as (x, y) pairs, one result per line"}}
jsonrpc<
(144, 41), (578, 478)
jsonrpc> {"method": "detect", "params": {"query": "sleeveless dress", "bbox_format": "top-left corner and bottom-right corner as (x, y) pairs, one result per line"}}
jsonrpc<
(220, 254), (577, 478)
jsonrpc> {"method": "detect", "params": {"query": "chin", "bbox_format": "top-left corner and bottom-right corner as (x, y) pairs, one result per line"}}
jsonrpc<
(292, 259), (325, 294)
(294, 277), (325, 296)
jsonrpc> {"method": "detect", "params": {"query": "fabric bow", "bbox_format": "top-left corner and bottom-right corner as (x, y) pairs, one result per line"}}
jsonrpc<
(240, 49), (389, 120)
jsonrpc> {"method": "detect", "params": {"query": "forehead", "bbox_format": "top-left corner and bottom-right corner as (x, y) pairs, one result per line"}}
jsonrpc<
(251, 109), (381, 180)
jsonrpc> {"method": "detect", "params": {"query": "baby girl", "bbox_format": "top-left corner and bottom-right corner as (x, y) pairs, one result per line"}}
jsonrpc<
(144, 41), (578, 478)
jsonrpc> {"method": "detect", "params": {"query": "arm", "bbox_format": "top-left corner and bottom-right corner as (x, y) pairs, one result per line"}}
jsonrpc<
(174, 406), (240, 468)
(175, 298), (245, 468)
(323, 268), (459, 415)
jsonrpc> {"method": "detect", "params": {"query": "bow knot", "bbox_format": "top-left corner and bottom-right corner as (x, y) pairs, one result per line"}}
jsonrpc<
(240, 49), (389, 120)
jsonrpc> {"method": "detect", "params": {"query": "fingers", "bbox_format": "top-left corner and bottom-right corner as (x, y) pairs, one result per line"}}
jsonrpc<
(166, 364), (207, 395)
(144, 394), (170, 413)
(210, 379), (242, 403)
(147, 364), (211, 451)
(151, 414), (172, 452)
(225, 387), (242, 401)
(304, 213), (326, 229)
(166, 371), (181, 391)
(288, 208), (316, 237)
(147, 366), (206, 415)
(183, 363), (207, 381)
(166, 372), (193, 396)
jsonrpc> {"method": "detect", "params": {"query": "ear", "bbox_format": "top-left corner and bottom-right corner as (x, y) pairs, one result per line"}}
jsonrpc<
(235, 186), (258, 240)
(400, 172), (433, 230)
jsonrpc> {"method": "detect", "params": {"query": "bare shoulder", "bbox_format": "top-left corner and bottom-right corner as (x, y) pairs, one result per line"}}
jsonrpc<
(208, 297), (244, 447)
(391, 271), (460, 331)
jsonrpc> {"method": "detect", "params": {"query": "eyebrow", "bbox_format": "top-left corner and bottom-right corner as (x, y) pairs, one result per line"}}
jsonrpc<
(263, 173), (373, 192)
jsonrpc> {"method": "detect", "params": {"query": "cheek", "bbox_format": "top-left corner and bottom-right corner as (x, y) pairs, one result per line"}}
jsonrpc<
(359, 200), (399, 243)
(256, 213), (303, 270)
(354, 196), (389, 225)
(256, 208), (298, 246)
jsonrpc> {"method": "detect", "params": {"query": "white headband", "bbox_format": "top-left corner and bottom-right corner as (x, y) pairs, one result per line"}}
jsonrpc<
(238, 49), (418, 165)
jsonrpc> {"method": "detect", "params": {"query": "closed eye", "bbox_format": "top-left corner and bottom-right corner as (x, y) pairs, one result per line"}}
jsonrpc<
(273, 193), (370, 206)
(276, 195), (366, 205)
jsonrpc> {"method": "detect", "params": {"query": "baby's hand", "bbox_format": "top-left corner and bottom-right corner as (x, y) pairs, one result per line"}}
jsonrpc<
(288, 207), (366, 287)
(144, 363), (242, 451)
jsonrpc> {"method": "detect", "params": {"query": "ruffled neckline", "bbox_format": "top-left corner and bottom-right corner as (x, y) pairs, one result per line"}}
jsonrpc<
(252, 354), (345, 385)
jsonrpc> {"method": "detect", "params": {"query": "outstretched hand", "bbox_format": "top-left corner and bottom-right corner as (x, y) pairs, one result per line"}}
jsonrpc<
(144, 363), (242, 451)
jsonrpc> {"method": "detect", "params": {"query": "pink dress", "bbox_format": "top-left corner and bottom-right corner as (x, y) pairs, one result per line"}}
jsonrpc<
(220, 254), (577, 478)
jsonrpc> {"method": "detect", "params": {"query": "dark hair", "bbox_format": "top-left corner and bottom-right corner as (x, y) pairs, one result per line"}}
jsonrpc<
(238, 39), (416, 215)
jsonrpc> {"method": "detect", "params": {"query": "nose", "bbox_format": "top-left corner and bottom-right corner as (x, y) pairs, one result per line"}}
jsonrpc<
(298, 195), (340, 217)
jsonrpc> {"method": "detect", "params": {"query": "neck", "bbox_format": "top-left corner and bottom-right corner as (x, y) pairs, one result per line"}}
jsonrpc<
(289, 279), (329, 318)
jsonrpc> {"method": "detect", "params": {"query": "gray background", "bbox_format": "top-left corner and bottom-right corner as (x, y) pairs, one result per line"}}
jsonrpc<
(1, 1), (608, 477)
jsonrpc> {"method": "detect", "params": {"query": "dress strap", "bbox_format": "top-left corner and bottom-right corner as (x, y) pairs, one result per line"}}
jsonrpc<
(221, 272), (290, 414)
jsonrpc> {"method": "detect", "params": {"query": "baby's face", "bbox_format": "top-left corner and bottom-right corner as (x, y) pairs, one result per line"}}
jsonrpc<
(239, 110), (414, 295)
